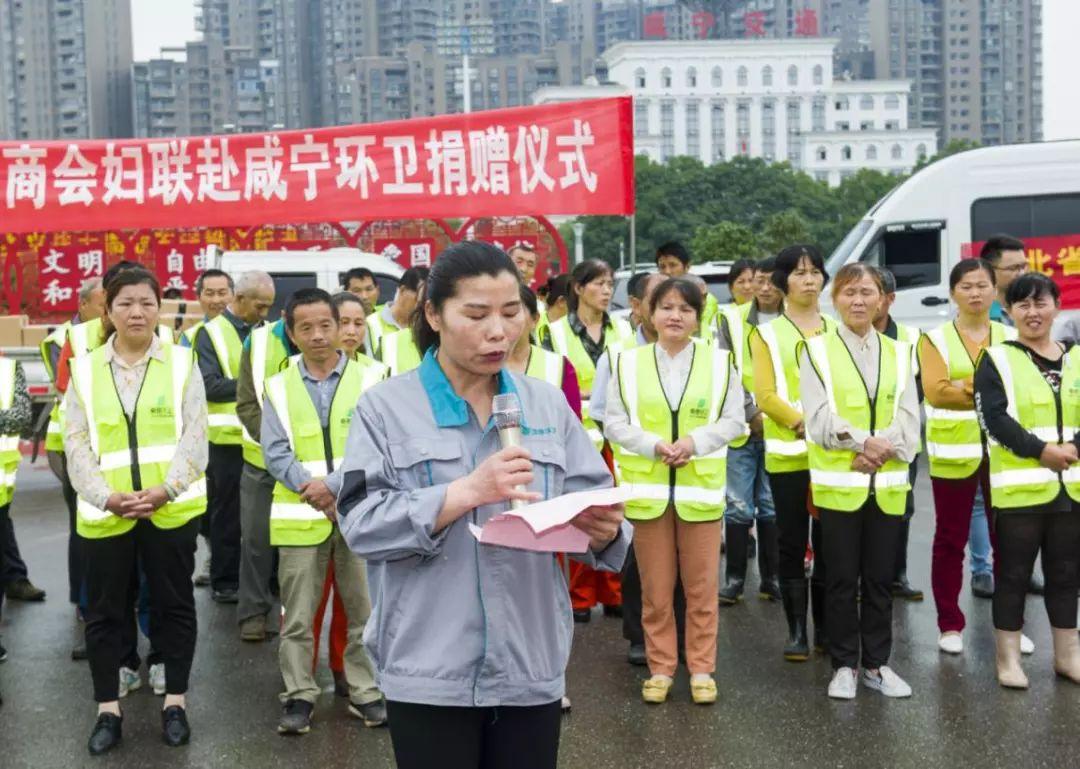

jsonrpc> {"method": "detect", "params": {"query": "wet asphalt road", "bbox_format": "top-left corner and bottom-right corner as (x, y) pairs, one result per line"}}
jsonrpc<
(1, 458), (1078, 769)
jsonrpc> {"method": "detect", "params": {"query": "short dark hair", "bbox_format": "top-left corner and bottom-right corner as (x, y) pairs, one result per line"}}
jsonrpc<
(196, 268), (234, 294)
(400, 266), (430, 293)
(1005, 272), (1059, 306)
(655, 241), (690, 266)
(627, 271), (654, 301)
(979, 234), (1026, 265)
(949, 258), (996, 291)
(546, 274), (571, 305)
(285, 287), (338, 330)
(873, 266), (897, 294)
(520, 284), (539, 318)
(102, 260), (143, 290)
(649, 277), (704, 320)
(343, 267), (376, 288)
(754, 256), (777, 274)
(568, 259), (614, 313)
(771, 245), (828, 294)
(414, 241), (518, 354)
(331, 291), (366, 315)
(727, 259), (755, 290)
(508, 242), (536, 257)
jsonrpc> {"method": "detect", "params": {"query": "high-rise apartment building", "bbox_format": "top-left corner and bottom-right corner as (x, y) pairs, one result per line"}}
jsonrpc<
(0, 0), (133, 139)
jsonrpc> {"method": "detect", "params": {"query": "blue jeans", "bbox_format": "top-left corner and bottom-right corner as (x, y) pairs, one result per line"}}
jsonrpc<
(725, 436), (775, 525)
(968, 485), (992, 577)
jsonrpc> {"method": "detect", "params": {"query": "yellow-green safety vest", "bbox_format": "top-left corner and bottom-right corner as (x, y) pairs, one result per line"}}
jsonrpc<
(42, 321), (71, 453)
(0, 358), (22, 507)
(698, 293), (720, 342)
(923, 321), (1016, 479)
(612, 341), (731, 521)
(982, 344), (1080, 508)
(380, 327), (422, 376)
(524, 345), (564, 388)
(366, 310), (402, 360)
(182, 321), (204, 347)
(802, 331), (912, 515)
(752, 314), (837, 473)
(69, 317), (173, 358)
(240, 321), (291, 469)
(202, 314), (244, 445)
(265, 355), (387, 546)
(69, 343), (206, 539)
(718, 302), (756, 449)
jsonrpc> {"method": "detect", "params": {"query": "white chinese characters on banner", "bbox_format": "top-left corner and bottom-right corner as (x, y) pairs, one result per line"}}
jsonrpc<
(42, 279), (73, 308)
(410, 243), (432, 267)
(77, 249), (104, 277)
(42, 249), (71, 275)
(3, 144), (47, 209)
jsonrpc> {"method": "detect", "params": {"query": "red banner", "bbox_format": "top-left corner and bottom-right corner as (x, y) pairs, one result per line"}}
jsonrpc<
(0, 98), (634, 234)
(36, 237), (106, 313)
(965, 233), (1080, 309)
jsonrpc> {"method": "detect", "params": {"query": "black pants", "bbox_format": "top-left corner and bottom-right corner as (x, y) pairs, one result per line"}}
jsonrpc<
(0, 504), (8, 620)
(993, 510), (1080, 631)
(0, 503), (28, 587)
(56, 454), (83, 605)
(768, 469), (824, 582)
(820, 501), (901, 670)
(386, 700), (562, 769)
(83, 519), (198, 702)
(621, 541), (686, 646)
(207, 443), (243, 591)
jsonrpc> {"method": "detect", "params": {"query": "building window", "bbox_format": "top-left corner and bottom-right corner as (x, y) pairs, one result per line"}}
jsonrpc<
(813, 65), (823, 85)
(687, 67), (697, 88)
(816, 146), (827, 161)
(686, 100), (700, 158)
(860, 120), (875, 130)
(885, 119), (900, 130)
(788, 65), (798, 86)
(711, 66), (722, 87)
(660, 100), (675, 160)
(859, 95), (874, 110)
(762, 66), (773, 87)
(787, 99), (801, 165)
(917, 143), (928, 161)
(762, 99), (775, 161)
(836, 121), (849, 131)
(711, 101), (725, 162)
(891, 144), (903, 160)
(736, 99), (750, 155)
(866, 145), (878, 160)
(842, 145), (852, 161)
(737, 66), (748, 87)
(885, 94), (900, 109)
(835, 96), (849, 111)
(815, 171), (829, 183)
(634, 99), (649, 137)
(812, 97), (826, 131)
(661, 68), (672, 89)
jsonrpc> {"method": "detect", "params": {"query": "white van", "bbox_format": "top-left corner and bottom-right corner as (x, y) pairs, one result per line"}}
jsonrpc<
(823, 140), (1080, 330)
(208, 246), (404, 317)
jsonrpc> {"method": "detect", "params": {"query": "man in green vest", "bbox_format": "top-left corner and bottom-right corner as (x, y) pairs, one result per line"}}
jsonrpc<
(235, 318), (296, 642)
(193, 271), (275, 604)
(261, 288), (386, 734)
(365, 266), (428, 359)
(180, 269), (234, 349)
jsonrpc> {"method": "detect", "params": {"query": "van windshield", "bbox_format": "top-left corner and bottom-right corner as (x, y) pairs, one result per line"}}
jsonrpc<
(825, 219), (873, 276)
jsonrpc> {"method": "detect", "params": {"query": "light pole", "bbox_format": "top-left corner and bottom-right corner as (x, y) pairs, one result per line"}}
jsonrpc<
(572, 222), (585, 266)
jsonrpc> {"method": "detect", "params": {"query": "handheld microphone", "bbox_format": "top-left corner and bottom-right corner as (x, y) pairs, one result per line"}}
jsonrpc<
(492, 392), (529, 510)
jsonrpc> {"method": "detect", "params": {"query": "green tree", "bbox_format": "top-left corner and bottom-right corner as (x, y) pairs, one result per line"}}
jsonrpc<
(913, 139), (979, 173)
(690, 221), (760, 263)
(759, 210), (812, 255)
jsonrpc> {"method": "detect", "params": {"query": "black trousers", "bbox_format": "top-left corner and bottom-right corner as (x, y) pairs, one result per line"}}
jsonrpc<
(820, 501), (901, 670)
(0, 503), (28, 587)
(386, 700), (562, 769)
(0, 504), (8, 619)
(83, 519), (198, 702)
(768, 469), (825, 582)
(55, 454), (84, 605)
(621, 541), (686, 646)
(207, 443), (243, 591)
(993, 510), (1080, 631)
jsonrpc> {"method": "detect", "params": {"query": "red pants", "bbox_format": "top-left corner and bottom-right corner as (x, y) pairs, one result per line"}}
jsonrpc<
(930, 463), (996, 634)
(312, 561), (348, 674)
(567, 441), (623, 611)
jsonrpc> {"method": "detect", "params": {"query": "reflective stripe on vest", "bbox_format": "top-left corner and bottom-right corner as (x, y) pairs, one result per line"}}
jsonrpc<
(612, 341), (730, 522)
(43, 321), (71, 453)
(803, 332), (911, 515)
(203, 315), (243, 445)
(240, 322), (290, 469)
(265, 356), (387, 546)
(525, 346), (564, 388)
(924, 322), (1016, 478)
(984, 345), (1079, 508)
(719, 303), (755, 449)
(70, 344), (206, 538)
(380, 328), (422, 376)
(0, 358), (20, 507)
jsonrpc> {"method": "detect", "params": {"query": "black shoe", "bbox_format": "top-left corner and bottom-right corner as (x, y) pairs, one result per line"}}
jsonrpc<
(193, 573), (211, 588)
(72, 643), (88, 661)
(1028, 570), (1045, 595)
(211, 588), (239, 604)
(162, 706), (191, 747)
(88, 712), (123, 756)
(971, 572), (995, 599)
(627, 643), (647, 666)
(891, 574), (924, 601)
(756, 519), (781, 601)
(810, 580), (828, 653)
(333, 670), (349, 698)
(0, 638), (7, 663)
(602, 604), (623, 618)
(348, 698), (388, 728)
(719, 521), (750, 606)
(780, 579), (810, 662)
(278, 699), (314, 735)
(572, 609), (591, 623)
(6, 578), (46, 602)
(758, 576), (782, 602)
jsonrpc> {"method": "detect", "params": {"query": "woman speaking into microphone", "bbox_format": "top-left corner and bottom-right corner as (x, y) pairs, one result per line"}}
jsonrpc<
(335, 241), (630, 769)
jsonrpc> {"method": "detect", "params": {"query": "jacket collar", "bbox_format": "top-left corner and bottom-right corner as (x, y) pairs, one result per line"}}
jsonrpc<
(418, 348), (518, 428)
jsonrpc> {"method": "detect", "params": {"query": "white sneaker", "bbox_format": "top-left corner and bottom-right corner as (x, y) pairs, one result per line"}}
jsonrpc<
(938, 632), (964, 654)
(149, 663), (166, 696)
(560, 695), (571, 713)
(118, 666), (142, 698)
(1020, 633), (1035, 655)
(862, 666), (913, 698)
(827, 667), (857, 700)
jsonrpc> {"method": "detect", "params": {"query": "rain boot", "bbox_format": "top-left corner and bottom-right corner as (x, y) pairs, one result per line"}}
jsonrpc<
(891, 519), (924, 601)
(719, 521), (749, 606)
(757, 519), (781, 601)
(780, 578), (810, 662)
(811, 578), (828, 654)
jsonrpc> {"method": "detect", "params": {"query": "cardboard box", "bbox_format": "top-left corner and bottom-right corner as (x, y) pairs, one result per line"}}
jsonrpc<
(161, 314), (203, 334)
(0, 315), (28, 347)
(21, 324), (51, 347)
(161, 299), (196, 316)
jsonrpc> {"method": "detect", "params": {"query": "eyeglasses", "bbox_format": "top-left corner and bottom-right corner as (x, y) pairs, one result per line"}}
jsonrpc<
(995, 263), (1027, 274)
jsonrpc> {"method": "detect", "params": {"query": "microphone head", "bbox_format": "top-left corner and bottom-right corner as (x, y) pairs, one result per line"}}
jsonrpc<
(492, 392), (523, 431)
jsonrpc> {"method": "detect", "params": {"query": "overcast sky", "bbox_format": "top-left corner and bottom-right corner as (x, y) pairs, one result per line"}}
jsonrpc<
(131, 0), (1080, 140)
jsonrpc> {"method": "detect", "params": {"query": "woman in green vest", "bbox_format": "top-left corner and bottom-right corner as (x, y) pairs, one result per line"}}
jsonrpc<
(64, 269), (208, 755)
(507, 285), (582, 417)
(606, 277), (747, 705)
(920, 259), (1021, 656)
(973, 273), (1080, 689)
(800, 264), (920, 700)
(749, 245), (836, 662)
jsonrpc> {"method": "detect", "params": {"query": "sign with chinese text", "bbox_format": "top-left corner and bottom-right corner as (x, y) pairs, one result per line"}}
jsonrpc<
(152, 241), (210, 300)
(0, 98), (634, 234)
(36, 237), (106, 313)
(373, 237), (438, 269)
